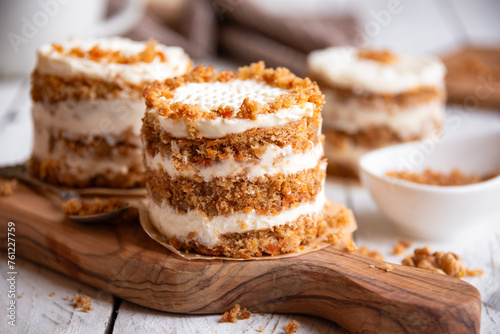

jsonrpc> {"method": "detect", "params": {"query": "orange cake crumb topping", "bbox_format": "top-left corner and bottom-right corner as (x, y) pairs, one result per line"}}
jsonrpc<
(386, 168), (498, 186)
(52, 39), (166, 64)
(61, 197), (126, 216)
(220, 304), (252, 323)
(358, 49), (398, 64)
(284, 320), (300, 334)
(144, 61), (324, 121)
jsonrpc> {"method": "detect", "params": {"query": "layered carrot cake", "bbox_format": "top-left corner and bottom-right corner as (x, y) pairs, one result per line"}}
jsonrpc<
(307, 47), (446, 178)
(142, 62), (353, 258)
(30, 37), (192, 188)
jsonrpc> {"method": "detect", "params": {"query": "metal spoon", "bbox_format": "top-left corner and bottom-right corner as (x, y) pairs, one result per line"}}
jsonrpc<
(0, 164), (129, 223)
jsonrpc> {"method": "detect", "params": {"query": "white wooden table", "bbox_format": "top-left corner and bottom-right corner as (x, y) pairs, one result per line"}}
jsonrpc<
(1, 1), (500, 333)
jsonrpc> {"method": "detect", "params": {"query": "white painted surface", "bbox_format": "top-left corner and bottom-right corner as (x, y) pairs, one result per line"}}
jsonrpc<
(0, 0), (499, 332)
(114, 301), (344, 334)
(0, 258), (115, 334)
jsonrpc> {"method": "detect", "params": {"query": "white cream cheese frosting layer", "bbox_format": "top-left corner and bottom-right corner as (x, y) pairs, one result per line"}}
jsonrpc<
(152, 79), (315, 138)
(148, 186), (326, 247)
(33, 99), (145, 145)
(32, 124), (141, 180)
(307, 47), (446, 94)
(36, 37), (191, 85)
(322, 91), (444, 139)
(145, 140), (324, 181)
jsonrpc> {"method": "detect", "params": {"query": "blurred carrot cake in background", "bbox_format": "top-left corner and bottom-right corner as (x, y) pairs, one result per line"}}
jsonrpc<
(30, 37), (192, 188)
(142, 62), (355, 258)
(307, 47), (446, 178)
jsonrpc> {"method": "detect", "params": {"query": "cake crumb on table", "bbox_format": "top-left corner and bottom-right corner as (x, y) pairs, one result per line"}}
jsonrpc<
(284, 320), (300, 334)
(392, 239), (412, 255)
(465, 268), (484, 277)
(219, 304), (251, 323)
(402, 246), (465, 278)
(70, 294), (93, 312)
(258, 326), (265, 332)
(357, 246), (384, 261)
(49, 292), (55, 297)
(52, 39), (166, 64)
(0, 179), (17, 196)
(17, 293), (24, 299)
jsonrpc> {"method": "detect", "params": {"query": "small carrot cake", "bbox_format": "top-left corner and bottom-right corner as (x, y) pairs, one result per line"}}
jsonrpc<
(30, 37), (192, 188)
(142, 62), (354, 258)
(307, 47), (446, 178)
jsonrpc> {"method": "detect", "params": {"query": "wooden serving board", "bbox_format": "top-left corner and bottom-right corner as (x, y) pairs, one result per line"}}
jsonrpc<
(0, 182), (481, 333)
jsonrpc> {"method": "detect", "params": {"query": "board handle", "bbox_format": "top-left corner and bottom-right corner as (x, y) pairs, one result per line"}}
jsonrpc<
(189, 247), (481, 334)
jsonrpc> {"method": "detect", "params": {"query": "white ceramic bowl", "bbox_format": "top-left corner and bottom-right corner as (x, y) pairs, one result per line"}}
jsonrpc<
(359, 131), (500, 240)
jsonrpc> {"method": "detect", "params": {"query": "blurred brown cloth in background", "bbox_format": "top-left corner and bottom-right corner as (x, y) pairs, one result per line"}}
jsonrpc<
(216, 0), (357, 75)
(118, 0), (357, 75)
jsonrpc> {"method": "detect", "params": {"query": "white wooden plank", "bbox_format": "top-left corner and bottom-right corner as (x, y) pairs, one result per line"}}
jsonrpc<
(0, 258), (115, 334)
(113, 301), (345, 334)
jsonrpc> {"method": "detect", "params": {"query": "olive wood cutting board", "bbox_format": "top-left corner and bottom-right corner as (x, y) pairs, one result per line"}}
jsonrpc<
(0, 182), (481, 333)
